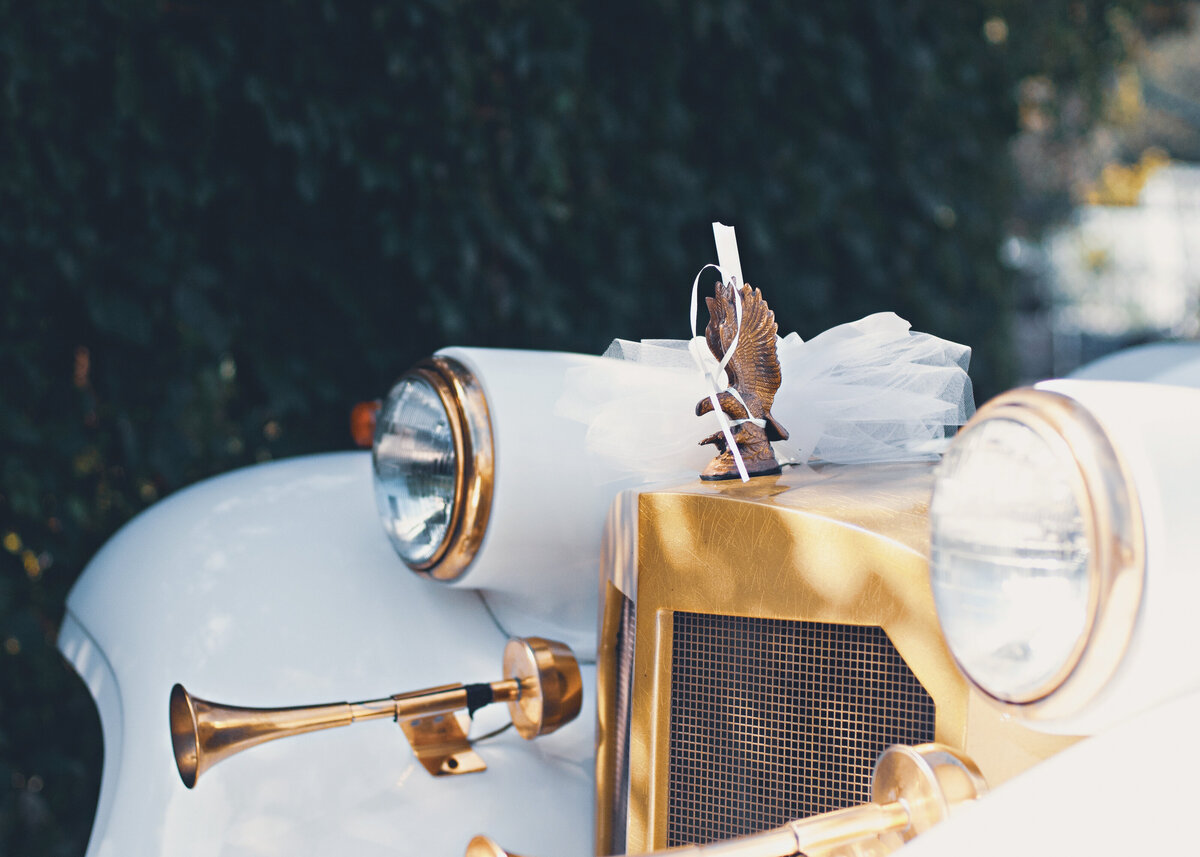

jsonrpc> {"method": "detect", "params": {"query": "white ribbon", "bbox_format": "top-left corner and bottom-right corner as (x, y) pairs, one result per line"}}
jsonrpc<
(688, 263), (752, 482)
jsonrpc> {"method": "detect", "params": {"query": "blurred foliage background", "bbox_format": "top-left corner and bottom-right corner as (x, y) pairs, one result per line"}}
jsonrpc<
(0, 1), (1182, 853)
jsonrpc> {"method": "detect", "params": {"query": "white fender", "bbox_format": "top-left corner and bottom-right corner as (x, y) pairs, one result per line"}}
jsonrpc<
(1028, 381), (1200, 734)
(59, 452), (595, 857)
(901, 687), (1200, 856)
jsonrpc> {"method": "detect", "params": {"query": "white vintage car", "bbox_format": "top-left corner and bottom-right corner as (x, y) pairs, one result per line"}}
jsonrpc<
(59, 341), (1200, 857)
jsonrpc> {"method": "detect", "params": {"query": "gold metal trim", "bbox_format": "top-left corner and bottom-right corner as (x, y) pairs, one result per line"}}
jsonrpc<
(595, 485), (641, 855)
(403, 356), (495, 581)
(503, 636), (584, 740)
(869, 744), (987, 843)
(399, 708), (487, 776)
(594, 582), (627, 855)
(939, 387), (1145, 719)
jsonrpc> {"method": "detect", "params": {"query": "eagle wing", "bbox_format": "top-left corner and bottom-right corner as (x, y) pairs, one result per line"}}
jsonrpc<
(709, 283), (782, 416)
(703, 281), (729, 365)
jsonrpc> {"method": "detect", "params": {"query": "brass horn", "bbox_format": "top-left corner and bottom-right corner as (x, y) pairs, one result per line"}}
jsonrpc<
(467, 744), (987, 857)
(170, 636), (581, 788)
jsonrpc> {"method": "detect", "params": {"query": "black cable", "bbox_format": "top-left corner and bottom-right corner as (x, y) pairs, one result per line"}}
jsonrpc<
(471, 721), (513, 743)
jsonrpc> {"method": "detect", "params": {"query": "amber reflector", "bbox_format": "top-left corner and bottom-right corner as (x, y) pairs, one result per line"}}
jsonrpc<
(351, 400), (382, 448)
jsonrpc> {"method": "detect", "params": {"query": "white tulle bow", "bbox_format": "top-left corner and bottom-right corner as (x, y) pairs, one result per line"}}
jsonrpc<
(554, 312), (974, 484)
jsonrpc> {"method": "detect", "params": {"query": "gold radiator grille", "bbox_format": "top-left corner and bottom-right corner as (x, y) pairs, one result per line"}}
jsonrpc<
(610, 593), (637, 854)
(667, 612), (936, 846)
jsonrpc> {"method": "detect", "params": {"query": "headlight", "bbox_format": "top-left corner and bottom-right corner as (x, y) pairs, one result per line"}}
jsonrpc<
(372, 357), (493, 580)
(929, 387), (1143, 715)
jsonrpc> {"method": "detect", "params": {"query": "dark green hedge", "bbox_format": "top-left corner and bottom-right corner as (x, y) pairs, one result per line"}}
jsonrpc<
(0, 2), (1154, 852)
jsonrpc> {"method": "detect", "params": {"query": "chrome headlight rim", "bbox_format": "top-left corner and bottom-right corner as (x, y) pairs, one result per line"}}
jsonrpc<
(376, 355), (494, 581)
(932, 387), (1144, 720)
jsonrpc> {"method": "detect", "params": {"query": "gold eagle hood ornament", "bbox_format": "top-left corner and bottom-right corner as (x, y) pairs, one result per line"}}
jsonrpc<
(696, 280), (789, 481)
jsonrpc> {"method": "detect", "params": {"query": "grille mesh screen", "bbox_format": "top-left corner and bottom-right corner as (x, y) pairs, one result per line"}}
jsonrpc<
(667, 612), (935, 846)
(609, 593), (637, 854)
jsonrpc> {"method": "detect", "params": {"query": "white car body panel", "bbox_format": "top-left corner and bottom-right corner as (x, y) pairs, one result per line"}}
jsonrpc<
(59, 452), (595, 857)
(59, 359), (1200, 857)
(1024, 381), (1200, 734)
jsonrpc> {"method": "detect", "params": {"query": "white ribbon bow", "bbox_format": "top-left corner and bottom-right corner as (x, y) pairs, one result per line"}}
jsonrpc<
(688, 264), (754, 482)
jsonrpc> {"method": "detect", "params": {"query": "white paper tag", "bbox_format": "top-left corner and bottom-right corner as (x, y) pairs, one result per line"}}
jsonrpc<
(712, 222), (743, 288)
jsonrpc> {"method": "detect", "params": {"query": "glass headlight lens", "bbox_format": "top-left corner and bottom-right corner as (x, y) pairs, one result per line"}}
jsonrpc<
(371, 357), (493, 579)
(931, 415), (1093, 702)
(374, 376), (458, 565)
(929, 387), (1144, 713)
